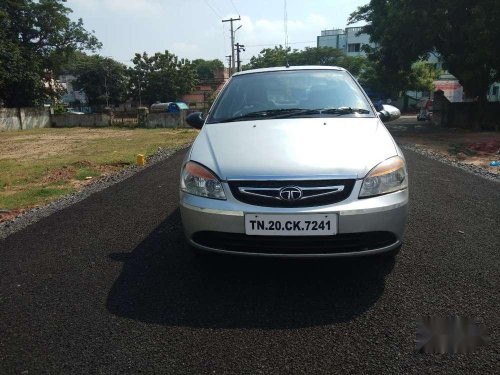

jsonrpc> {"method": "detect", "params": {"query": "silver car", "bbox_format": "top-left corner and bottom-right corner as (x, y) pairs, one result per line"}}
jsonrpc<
(180, 66), (407, 258)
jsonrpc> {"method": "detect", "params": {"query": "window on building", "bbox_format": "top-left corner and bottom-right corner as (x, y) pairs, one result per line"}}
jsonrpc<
(347, 43), (361, 53)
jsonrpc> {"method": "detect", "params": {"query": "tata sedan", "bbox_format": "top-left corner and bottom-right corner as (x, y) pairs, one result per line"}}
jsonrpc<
(180, 66), (407, 257)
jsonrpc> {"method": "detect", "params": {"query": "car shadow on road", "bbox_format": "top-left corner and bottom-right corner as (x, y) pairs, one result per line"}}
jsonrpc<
(106, 208), (394, 329)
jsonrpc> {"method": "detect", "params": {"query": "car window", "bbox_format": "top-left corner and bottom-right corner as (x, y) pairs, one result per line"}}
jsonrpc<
(207, 69), (373, 123)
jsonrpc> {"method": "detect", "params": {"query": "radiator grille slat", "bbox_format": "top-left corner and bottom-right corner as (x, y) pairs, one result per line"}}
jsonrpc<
(228, 179), (355, 207)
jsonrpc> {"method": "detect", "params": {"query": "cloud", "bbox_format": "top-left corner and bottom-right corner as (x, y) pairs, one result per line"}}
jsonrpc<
(70, 0), (164, 17)
(172, 42), (202, 59)
(237, 13), (328, 54)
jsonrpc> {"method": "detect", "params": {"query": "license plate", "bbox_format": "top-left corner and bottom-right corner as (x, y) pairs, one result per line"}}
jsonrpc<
(244, 214), (337, 236)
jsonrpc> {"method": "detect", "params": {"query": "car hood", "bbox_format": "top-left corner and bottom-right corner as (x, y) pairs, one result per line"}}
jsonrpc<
(189, 117), (397, 180)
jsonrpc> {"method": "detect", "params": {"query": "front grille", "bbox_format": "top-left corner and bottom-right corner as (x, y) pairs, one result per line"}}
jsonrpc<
(228, 179), (355, 207)
(192, 231), (397, 255)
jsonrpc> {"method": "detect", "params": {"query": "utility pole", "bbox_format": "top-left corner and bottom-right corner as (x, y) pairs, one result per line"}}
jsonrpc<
(222, 16), (240, 75)
(138, 78), (142, 108)
(104, 75), (109, 108)
(226, 55), (232, 73)
(235, 43), (245, 72)
(103, 62), (110, 108)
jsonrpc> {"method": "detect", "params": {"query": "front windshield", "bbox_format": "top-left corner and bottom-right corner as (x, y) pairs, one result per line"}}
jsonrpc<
(207, 69), (373, 123)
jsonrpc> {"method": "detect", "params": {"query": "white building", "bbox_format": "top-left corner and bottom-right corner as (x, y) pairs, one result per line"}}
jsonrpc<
(58, 75), (87, 105)
(317, 27), (375, 56)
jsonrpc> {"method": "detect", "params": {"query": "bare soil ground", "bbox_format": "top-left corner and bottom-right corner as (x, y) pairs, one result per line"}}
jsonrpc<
(388, 116), (500, 175)
(0, 127), (197, 221)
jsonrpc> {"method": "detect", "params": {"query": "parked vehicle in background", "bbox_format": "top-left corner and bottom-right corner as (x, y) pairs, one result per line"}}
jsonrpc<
(417, 98), (433, 121)
(150, 102), (189, 113)
(180, 66), (407, 258)
(65, 108), (85, 115)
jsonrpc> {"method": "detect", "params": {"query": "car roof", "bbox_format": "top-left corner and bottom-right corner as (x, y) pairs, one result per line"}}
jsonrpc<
(232, 65), (346, 76)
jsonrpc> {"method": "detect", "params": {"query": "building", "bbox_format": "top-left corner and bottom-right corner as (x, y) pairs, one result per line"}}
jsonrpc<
(182, 68), (230, 111)
(58, 75), (87, 106)
(317, 26), (374, 56)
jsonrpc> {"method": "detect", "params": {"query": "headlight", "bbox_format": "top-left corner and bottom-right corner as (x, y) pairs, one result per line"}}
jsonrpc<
(359, 156), (408, 198)
(181, 161), (226, 200)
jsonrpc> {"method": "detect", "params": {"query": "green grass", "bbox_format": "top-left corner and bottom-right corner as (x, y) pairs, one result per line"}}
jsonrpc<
(0, 127), (198, 212)
(0, 187), (75, 210)
(75, 167), (101, 180)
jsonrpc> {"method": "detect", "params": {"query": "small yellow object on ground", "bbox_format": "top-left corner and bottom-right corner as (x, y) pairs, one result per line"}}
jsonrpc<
(136, 154), (145, 166)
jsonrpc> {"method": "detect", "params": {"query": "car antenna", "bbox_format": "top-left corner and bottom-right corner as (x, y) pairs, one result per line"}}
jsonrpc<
(284, 0), (290, 69)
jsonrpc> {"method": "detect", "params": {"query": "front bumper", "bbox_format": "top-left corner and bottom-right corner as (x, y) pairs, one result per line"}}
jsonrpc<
(180, 180), (408, 258)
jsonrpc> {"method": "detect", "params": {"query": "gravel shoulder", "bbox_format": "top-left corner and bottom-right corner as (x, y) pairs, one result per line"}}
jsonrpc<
(400, 144), (499, 182)
(388, 116), (499, 181)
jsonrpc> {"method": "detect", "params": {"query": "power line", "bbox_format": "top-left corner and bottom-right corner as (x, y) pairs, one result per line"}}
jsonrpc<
(203, 0), (222, 18)
(283, 0), (288, 49)
(229, 0), (240, 15)
(222, 23), (228, 55)
(245, 40), (316, 48)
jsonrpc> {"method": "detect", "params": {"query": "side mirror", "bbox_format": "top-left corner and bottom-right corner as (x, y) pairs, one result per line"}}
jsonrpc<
(378, 104), (401, 122)
(186, 112), (205, 129)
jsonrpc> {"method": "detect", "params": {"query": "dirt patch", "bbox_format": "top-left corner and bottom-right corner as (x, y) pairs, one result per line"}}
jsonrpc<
(0, 208), (25, 223)
(394, 130), (500, 175)
(42, 166), (76, 183)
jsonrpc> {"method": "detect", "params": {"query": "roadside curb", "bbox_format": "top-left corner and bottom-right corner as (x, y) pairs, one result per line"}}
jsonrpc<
(0, 144), (190, 240)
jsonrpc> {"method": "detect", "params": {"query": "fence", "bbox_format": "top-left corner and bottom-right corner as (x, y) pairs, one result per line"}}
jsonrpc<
(52, 113), (111, 128)
(111, 111), (139, 127)
(0, 108), (51, 131)
(1, 108), (189, 131)
(146, 112), (187, 128)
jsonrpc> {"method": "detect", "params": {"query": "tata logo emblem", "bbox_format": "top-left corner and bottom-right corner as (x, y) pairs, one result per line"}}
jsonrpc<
(279, 186), (303, 201)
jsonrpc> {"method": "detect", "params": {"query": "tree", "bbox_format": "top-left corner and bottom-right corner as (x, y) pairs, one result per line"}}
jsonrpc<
(244, 46), (368, 77)
(244, 45), (291, 69)
(127, 51), (197, 106)
(191, 59), (224, 81)
(0, 0), (100, 107)
(349, 0), (500, 101)
(408, 62), (441, 93)
(66, 54), (128, 108)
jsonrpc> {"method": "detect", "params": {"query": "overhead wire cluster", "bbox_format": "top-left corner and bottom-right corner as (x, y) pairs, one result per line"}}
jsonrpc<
(202, 1), (316, 70)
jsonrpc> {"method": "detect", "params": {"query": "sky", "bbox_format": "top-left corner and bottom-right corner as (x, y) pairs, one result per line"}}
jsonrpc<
(67, 0), (368, 65)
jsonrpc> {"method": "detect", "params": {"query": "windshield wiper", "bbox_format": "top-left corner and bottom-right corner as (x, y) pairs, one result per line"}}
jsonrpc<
(321, 107), (371, 115)
(216, 107), (370, 123)
(270, 108), (322, 118)
(273, 107), (370, 119)
(217, 108), (307, 123)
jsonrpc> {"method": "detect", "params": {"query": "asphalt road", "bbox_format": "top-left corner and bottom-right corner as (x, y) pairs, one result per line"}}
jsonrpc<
(0, 148), (498, 374)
